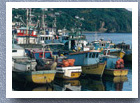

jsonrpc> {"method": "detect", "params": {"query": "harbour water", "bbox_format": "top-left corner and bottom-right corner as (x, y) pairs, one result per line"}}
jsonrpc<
(12, 33), (132, 91)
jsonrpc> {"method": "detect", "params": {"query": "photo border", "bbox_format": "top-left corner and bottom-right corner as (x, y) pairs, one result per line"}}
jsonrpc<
(6, 2), (138, 98)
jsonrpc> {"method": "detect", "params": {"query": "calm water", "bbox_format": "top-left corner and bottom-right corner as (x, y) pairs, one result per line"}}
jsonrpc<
(12, 33), (132, 91)
(84, 33), (132, 48)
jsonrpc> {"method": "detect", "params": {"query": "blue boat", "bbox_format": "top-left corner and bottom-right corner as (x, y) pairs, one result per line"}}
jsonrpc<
(99, 54), (128, 77)
(92, 39), (125, 59)
(66, 50), (106, 77)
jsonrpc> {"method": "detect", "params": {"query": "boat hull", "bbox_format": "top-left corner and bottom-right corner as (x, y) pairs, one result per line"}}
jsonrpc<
(82, 62), (106, 77)
(56, 66), (82, 79)
(104, 69), (128, 77)
(12, 70), (56, 84)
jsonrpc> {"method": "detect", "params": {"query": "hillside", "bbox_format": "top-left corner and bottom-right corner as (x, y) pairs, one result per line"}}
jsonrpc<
(12, 8), (132, 33)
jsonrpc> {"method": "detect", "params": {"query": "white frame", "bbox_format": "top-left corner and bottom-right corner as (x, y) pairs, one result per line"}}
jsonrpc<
(6, 2), (138, 98)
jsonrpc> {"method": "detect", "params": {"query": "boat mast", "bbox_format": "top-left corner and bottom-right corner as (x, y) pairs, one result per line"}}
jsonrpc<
(26, 8), (29, 44)
(43, 9), (45, 35)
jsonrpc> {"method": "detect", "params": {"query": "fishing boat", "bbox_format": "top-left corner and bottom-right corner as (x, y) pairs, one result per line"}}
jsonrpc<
(12, 44), (56, 84)
(92, 39), (125, 59)
(115, 42), (132, 63)
(67, 50), (106, 77)
(100, 53), (128, 77)
(102, 48), (125, 59)
(59, 29), (89, 51)
(56, 57), (82, 79)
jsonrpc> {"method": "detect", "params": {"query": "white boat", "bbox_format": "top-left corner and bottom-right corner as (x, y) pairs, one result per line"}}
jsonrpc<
(12, 44), (37, 71)
(56, 57), (82, 79)
(56, 66), (82, 79)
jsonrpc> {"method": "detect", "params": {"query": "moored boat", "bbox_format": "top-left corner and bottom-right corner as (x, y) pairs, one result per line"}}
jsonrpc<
(92, 39), (125, 59)
(103, 69), (128, 77)
(115, 42), (132, 63)
(100, 54), (128, 77)
(56, 57), (82, 79)
(67, 50), (106, 77)
(12, 44), (57, 84)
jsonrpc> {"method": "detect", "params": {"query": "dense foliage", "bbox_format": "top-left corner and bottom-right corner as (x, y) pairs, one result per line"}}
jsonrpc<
(12, 8), (132, 33)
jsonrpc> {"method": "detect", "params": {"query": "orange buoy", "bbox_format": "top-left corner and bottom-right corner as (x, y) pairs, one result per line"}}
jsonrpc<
(119, 59), (124, 64)
(62, 60), (69, 67)
(116, 60), (120, 65)
(116, 59), (124, 69)
(67, 59), (75, 66)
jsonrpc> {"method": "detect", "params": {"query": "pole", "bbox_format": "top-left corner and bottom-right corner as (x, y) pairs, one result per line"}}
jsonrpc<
(26, 8), (29, 44)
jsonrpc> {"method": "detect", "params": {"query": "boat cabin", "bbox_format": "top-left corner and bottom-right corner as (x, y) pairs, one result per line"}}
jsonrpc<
(92, 39), (112, 50)
(12, 44), (25, 57)
(99, 55), (120, 69)
(67, 50), (101, 66)
(25, 48), (53, 59)
(38, 35), (54, 44)
(17, 27), (37, 37)
(16, 27), (37, 44)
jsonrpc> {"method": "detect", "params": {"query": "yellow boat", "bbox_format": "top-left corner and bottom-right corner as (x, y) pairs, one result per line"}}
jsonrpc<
(13, 70), (56, 84)
(56, 66), (82, 79)
(104, 69), (128, 77)
(82, 62), (106, 77)
(67, 50), (106, 77)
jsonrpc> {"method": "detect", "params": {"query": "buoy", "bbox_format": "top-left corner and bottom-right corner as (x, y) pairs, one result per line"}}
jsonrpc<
(67, 59), (75, 66)
(62, 60), (69, 67)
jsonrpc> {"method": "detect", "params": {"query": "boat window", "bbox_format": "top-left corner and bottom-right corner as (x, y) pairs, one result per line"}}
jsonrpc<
(101, 43), (105, 47)
(39, 53), (43, 58)
(89, 53), (92, 58)
(21, 30), (23, 33)
(85, 53), (88, 58)
(96, 53), (99, 58)
(92, 53), (95, 58)
(12, 50), (17, 52)
(29, 30), (32, 34)
(24, 30), (26, 34)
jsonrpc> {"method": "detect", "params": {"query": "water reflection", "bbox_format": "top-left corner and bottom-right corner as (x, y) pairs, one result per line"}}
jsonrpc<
(103, 76), (128, 91)
(13, 75), (129, 91)
(80, 77), (105, 91)
(12, 80), (54, 91)
(54, 79), (81, 91)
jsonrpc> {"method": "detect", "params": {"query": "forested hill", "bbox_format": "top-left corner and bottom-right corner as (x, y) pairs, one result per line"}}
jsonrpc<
(12, 8), (132, 33)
